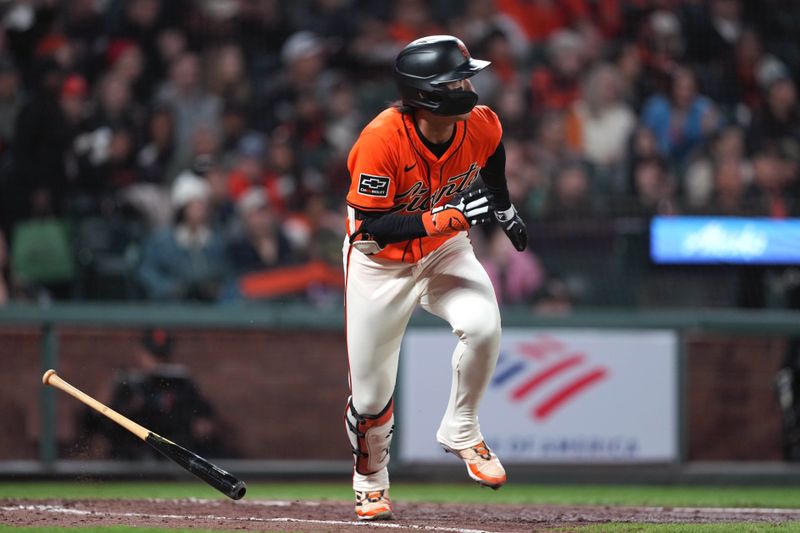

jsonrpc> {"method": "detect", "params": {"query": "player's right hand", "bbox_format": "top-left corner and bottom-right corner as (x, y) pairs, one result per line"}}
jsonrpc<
(494, 204), (528, 251)
(422, 188), (493, 237)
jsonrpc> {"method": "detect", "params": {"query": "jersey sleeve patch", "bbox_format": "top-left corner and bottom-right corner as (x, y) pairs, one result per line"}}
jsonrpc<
(357, 173), (391, 197)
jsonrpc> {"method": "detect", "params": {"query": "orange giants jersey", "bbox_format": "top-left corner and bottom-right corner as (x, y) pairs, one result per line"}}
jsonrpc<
(346, 105), (502, 263)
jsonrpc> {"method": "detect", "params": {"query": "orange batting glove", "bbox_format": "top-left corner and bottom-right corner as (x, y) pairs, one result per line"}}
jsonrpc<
(421, 188), (492, 237)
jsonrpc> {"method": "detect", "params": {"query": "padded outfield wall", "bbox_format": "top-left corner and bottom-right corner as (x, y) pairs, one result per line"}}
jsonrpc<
(0, 303), (794, 477)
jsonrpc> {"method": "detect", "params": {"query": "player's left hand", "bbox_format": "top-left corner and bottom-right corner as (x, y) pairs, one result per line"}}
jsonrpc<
(494, 204), (527, 251)
(422, 188), (493, 236)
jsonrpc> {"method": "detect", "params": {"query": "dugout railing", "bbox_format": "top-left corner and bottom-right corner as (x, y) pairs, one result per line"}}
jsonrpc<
(2, 302), (800, 484)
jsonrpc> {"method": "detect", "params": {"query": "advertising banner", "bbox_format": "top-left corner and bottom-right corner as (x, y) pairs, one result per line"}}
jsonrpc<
(399, 329), (678, 463)
(650, 216), (800, 265)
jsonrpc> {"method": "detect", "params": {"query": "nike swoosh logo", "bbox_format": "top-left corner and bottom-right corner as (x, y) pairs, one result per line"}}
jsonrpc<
(404, 163), (417, 172)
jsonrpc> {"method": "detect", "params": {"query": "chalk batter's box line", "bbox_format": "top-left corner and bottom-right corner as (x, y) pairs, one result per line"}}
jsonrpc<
(0, 504), (497, 533)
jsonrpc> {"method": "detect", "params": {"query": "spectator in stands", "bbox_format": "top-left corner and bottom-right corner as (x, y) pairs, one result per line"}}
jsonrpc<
(530, 110), (581, 179)
(283, 192), (342, 264)
(751, 147), (795, 218)
(0, 230), (8, 305)
(227, 132), (287, 212)
(612, 41), (645, 110)
(226, 188), (293, 278)
(80, 328), (230, 459)
(567, 63), (636, 185)
(270, 129), (311, 212)
(33, 32), (77, 75)
(156, 28), (187, 75)
(502, 139), (545, 220)
(530, 30), (587, 115)
(0, 55), (20, 234)
(73, 75), (140, 200)
(137, 172), (228, 301)
(13, 71), (86, 218)
(495, 0), (589, 44)
(684, 0), (743, 67)
(105, 39), (149, 107)
(623, 125), (661, 196)
(541, 162), (595, 221)
(684, 126), (752, 211)
(447, 0), (529, 62)
(185, 125), (220, 181)
(125, 104), (178, 228)
(348, 16), (402, 72)
(205, 163), (235, 233)
(748, 75), (800, 154)
(494, 79), (533, 141)
(92, 73), (140, 132)
(636, 9), (685, 95)
(627, 156), (676, 216)
(481, 226), (545, 306)
(703, 156), (754, 216)
(322, 77), (362, 162)
(468, 29), (521, 108)
(641, 67), (721, 166)
(218, 102), (249, 169)
(387, 0), (443, 46)
(64, 0), (105, 52)
(709, 28), (768, 111)
(205, 43), (251, 107)
(114, 0), (170, 95)
(284, 88), (327, 169)
(137, 105), (177, 185)
(236, 0), (292, 70)
(0, 55), (22, 144)
(257, 30), (329, 131)
(155, 52), (221, 172)
(292, 0), (360, 51)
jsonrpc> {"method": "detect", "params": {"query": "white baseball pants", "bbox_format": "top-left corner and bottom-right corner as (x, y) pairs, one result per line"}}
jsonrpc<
(343, 233), (501, 491)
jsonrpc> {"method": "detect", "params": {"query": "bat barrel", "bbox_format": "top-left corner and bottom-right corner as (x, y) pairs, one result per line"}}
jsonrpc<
(146, 433), (247, 500)
(228, 480), (247, 500)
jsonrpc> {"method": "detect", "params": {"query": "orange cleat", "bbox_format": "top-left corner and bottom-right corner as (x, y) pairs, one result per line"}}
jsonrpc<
(441, 440), (506, 489)
(355, 489), (393, 520)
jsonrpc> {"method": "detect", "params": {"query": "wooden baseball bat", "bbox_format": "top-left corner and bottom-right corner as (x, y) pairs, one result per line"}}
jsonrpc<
(42, 369), (246, 500)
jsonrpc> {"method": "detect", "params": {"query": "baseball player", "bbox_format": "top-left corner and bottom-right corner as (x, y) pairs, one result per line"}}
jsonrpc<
(343, 35), (527, 520)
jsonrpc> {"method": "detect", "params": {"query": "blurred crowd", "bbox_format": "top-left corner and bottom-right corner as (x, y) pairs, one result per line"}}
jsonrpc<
(0, 0), (799, 308)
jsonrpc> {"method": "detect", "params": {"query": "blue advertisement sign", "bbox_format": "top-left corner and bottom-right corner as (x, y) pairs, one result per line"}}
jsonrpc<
(651, 216), (800, 265)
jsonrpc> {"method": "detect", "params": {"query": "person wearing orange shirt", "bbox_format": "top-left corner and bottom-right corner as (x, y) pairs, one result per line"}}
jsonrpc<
(342, 36), (527, 521)
(495, 0), (589, 42)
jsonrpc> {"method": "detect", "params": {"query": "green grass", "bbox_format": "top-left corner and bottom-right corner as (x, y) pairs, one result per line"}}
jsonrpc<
(563, 525), (800, 532)
(2, 482), (800, 508)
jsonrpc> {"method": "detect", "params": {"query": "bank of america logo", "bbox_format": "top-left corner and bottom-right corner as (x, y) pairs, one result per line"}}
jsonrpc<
(491, 335), (609, 420)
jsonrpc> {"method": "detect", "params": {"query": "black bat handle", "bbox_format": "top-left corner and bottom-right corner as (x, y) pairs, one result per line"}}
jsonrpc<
(146, 432), (247, 500)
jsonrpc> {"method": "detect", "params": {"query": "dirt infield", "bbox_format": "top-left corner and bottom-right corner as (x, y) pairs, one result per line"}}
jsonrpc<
(3, 498), (800, 532)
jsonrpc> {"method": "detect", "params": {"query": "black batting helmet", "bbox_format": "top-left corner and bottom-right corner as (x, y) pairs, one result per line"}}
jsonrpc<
(394, 35), (490, 116)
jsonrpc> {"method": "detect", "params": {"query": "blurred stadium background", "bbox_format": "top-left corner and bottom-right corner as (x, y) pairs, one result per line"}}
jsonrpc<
(2, 0), (800, 487)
